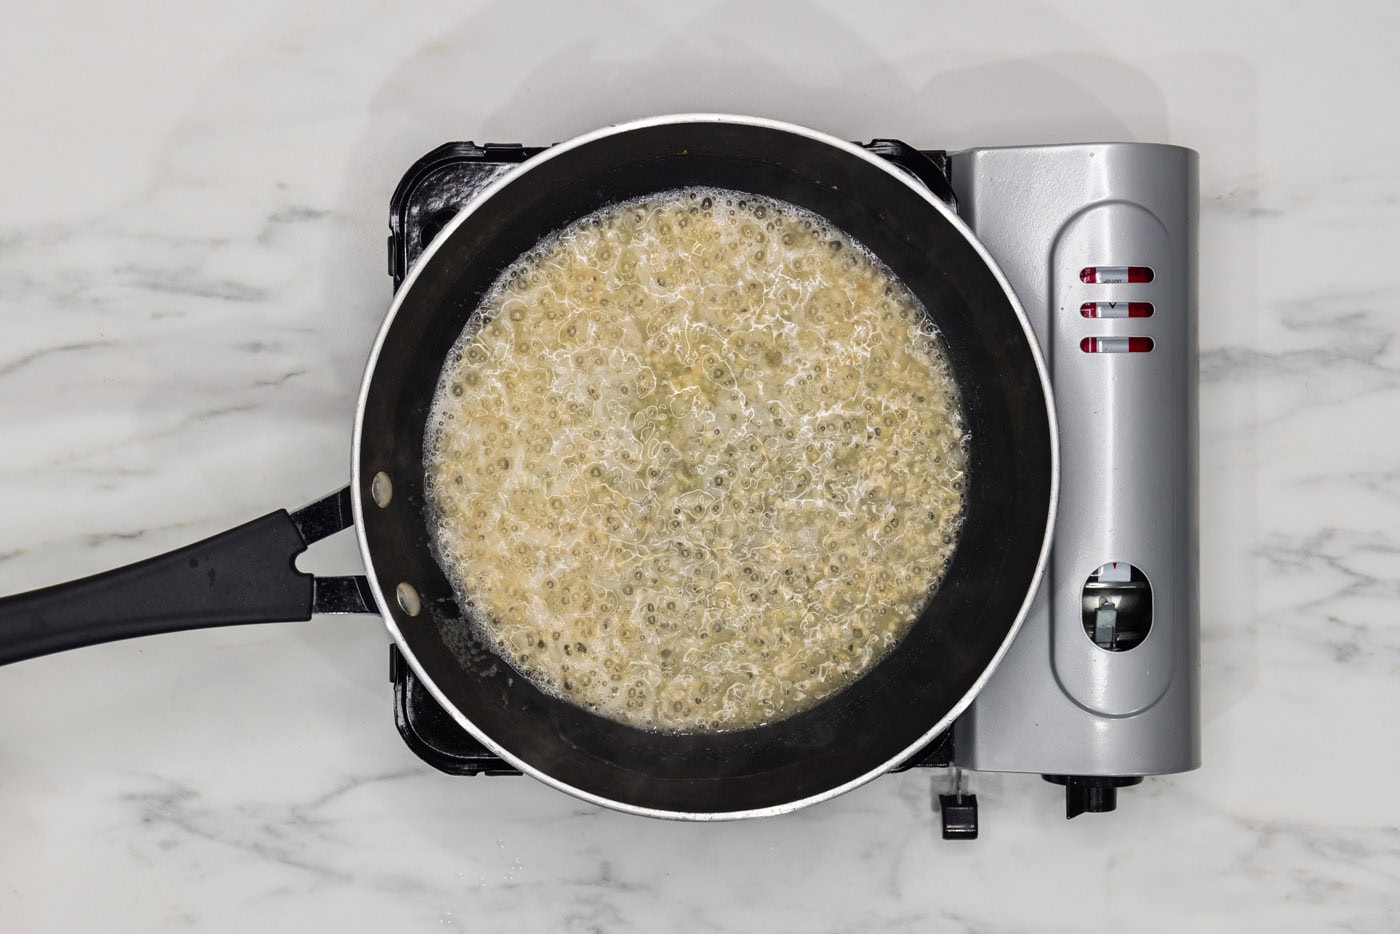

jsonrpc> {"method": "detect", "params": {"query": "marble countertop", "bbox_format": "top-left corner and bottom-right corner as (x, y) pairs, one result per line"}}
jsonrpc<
(2, 1), (1397, 930)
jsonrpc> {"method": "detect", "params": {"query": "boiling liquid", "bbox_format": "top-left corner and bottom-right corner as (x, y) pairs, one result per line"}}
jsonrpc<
(426, 189), (967, 732)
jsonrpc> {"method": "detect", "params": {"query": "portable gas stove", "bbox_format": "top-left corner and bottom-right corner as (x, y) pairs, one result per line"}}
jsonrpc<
(384, 136), (1199, 838)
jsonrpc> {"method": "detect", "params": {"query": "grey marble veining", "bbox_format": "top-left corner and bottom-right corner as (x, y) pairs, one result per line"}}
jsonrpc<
(1, 0), (1398, 931)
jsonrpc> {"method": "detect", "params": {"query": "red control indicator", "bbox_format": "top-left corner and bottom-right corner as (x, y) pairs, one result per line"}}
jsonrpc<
(1080, 265), (1154, 284)
(1081, 301), (1153, 318)
(1081, 336), (1154, 354)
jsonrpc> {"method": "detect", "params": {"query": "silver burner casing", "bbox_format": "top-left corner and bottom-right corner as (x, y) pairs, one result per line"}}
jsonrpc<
(949, 144), (1200, 777)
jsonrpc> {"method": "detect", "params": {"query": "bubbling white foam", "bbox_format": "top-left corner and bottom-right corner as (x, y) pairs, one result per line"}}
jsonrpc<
(425, 188), (967, 732)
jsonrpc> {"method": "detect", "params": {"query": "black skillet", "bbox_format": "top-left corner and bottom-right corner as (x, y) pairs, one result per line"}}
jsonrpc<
(0, 115), (1056, 819)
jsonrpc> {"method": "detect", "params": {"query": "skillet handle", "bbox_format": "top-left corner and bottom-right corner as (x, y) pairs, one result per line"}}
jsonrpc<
(0, 487), (375, 666)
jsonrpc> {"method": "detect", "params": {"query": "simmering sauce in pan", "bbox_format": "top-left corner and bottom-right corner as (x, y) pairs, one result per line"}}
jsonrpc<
(425, 189), (967, 732)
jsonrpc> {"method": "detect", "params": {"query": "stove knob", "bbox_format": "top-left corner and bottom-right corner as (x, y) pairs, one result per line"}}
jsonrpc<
(1042, 775), (1144, 819)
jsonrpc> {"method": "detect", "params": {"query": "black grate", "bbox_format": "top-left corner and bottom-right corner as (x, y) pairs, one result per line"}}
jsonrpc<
(387, 139), (956, 777)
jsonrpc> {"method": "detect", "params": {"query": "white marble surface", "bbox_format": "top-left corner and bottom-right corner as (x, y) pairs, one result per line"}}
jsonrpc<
(1, 0), (1397, 930)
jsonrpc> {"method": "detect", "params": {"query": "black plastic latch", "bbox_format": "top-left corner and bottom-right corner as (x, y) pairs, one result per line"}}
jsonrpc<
(938, 793), (979, 840)
(1043, 775), (1144, 819)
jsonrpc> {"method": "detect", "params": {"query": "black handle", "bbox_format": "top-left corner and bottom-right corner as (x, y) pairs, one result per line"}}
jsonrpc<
(0, 488), (372, 666)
